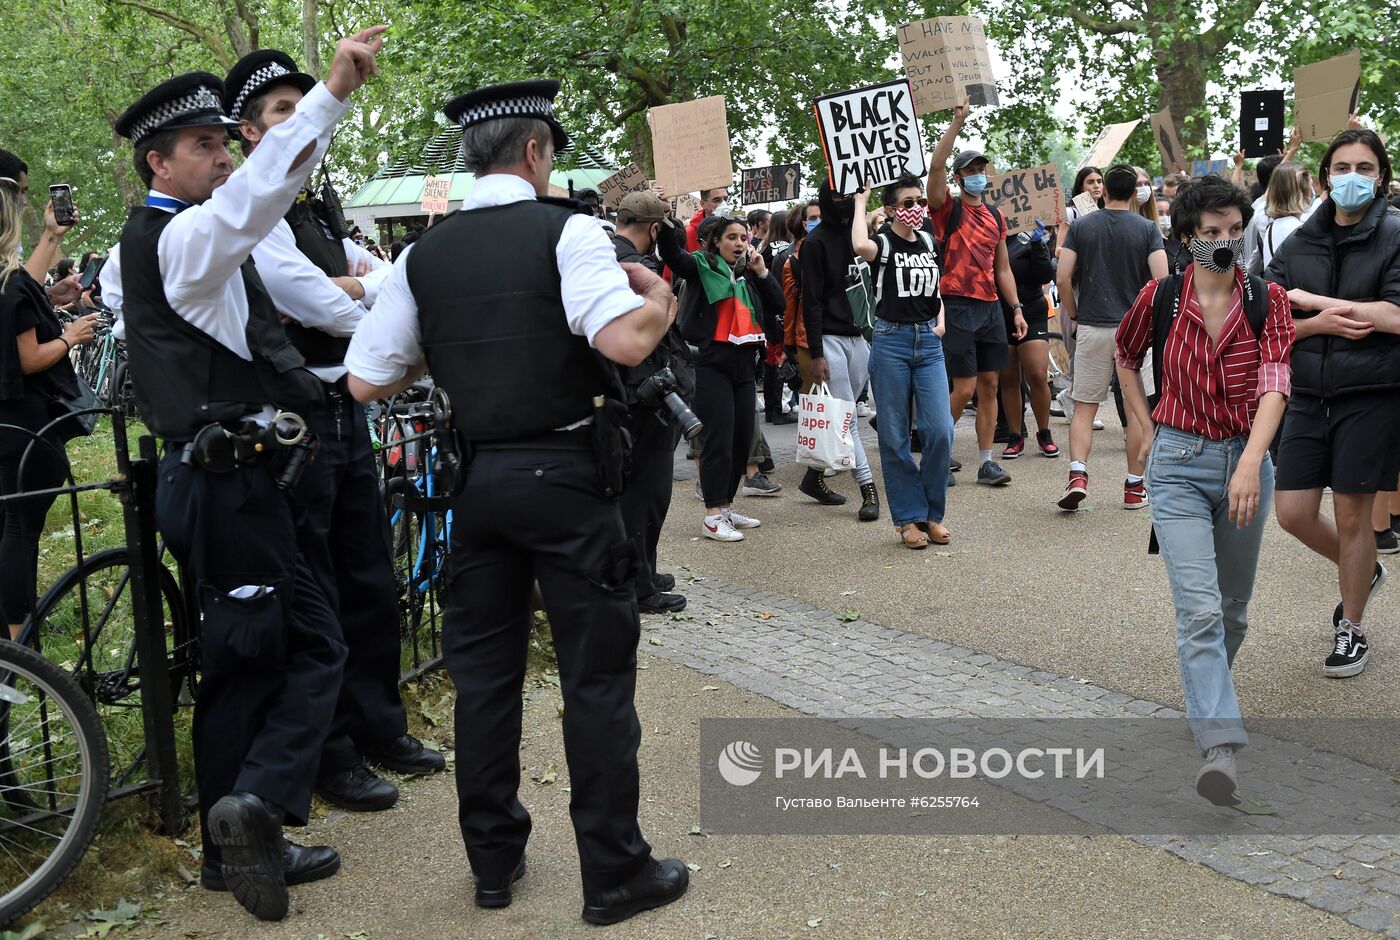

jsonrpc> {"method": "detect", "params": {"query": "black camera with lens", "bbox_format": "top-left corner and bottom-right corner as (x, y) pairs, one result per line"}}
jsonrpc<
(634, 366), (703, 441)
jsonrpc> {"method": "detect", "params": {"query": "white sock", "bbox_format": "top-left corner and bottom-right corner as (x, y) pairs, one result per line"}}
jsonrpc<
(979, 449), (993, 464)
(705, 513), (723, 526)
(1070, 460), (1087, 473)
(1126, 474), (1143, 485)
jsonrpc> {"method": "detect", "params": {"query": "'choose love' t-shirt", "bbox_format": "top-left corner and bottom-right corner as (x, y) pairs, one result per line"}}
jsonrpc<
(872, 228), (942, 323)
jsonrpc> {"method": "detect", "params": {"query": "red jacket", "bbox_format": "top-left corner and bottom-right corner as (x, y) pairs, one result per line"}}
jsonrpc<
(685, 209), (706, 252)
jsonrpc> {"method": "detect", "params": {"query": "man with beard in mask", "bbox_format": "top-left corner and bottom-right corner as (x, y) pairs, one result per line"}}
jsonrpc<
(799, 179), (880, 520)
(1268, 128), (1400, 679)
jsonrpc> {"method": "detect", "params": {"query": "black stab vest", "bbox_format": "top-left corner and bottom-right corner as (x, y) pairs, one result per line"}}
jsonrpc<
(118, 205), (323, 441)
(406, 199), (608, 441)
(282, 194), (353, 366)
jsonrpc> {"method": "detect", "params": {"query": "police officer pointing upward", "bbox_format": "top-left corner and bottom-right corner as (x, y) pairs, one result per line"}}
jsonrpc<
(346, 80), (689, 925)
(221, 48), (445, 819)
(108, 26), (386, 922)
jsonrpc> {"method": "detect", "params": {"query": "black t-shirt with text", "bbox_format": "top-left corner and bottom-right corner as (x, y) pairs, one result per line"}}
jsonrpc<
(871, 227), (942, 324)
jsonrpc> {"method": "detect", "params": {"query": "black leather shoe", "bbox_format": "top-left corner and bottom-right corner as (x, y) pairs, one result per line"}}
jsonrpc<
(475, 853), (527, 909)
(765, 411), (798, 425)
(202, 840), (341, 892)
(364, 734), (447, 775)
(582, 857), (689, 926)
(316, 763), (400, 811)
(638, 592), (687, 614)
(654, 573), (676, 592)
(207, 792), (288, 921)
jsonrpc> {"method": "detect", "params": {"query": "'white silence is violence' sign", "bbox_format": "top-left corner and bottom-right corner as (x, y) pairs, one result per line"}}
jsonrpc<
(814, 80), (927, 196)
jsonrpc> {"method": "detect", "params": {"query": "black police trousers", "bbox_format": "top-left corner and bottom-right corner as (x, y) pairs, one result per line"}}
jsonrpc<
(619, 406), (681, 599)
(156, 453), (345, 866)
(293, 388), (408, 776)
(442, 443), (652, 895)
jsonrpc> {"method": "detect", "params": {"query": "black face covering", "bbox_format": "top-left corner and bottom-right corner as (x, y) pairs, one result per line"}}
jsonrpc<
(818, 181), (855, 226)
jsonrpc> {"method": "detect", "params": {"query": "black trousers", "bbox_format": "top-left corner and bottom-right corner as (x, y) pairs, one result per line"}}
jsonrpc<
(693, 343), (755, 508)
(157, 454), (346, 865)
(619, 405), (681, 599)
(0, 419), (66, 624)
(292, 390), (408, 776)
(442, 444), (651, 895)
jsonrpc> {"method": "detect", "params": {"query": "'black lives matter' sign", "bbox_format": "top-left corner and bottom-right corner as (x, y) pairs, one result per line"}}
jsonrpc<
(814, 80), (927, 196)
(741, 165), (801, 205)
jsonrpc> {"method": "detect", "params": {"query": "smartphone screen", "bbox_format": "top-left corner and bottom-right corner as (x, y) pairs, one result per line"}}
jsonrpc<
(49, 184), (75, 226)
(79, 257), (104, 290)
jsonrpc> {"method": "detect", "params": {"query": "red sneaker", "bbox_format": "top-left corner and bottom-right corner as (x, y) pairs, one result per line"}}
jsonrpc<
(1036, 429), (1060, 458)
(1002, 433), (1025, 460)
(1058, 470), (1088, 512)
(1123, 480), (1148, 510)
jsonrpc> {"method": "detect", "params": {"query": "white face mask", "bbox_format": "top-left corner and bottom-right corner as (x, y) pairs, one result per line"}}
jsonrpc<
(1136, 185), (1153, 205)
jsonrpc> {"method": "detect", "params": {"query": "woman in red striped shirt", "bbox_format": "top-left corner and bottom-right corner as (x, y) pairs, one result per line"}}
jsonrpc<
(1115, 175), (1295, 807)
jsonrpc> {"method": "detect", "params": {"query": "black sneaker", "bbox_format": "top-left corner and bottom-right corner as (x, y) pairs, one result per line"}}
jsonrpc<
(1378, 529), (1400, 554)
(1333, 562), (1387, 628)
(1324, 627), (1370, 678)
(638, 592), (687, 614)
(949, 457), (963, 473)
(976, 460), (1011, 486)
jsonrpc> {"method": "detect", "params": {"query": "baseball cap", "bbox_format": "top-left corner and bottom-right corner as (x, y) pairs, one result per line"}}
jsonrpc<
(617, 191), (668, 223)
(952, 150), (989, 173)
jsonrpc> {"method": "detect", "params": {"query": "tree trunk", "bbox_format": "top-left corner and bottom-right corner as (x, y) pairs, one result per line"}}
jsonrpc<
(1153, 34), (1210, 155)
(302, 0), (322, 77)
(629, 118), (654, 176)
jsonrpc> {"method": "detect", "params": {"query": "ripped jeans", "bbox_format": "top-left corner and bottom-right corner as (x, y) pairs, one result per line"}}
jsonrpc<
(1148, 426), (1273, 754)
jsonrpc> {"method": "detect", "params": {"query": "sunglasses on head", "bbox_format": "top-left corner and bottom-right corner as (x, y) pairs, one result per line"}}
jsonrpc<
(892, 197), (928, 209)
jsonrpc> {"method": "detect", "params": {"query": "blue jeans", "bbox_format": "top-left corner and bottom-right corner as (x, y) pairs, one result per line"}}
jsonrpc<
(1147, 426), (1274, 754)
(869, 318), (954, 526)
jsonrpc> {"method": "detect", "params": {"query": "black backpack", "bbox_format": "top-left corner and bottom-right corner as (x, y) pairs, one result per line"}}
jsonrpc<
(1147, 271), (1269, 410)
(936, 199), (1004, 266)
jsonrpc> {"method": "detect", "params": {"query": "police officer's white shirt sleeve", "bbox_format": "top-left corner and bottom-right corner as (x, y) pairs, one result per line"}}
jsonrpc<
(345, 244), (422, 386)
(343, 238), (391, 308)
(557, 214), (644, 345)
(253, 219), (365, 337)
(157, 82), (350, 343)
(103, 244), (125, 340)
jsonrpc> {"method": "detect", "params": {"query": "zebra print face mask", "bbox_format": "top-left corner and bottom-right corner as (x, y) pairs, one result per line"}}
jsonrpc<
(1188, 235), (1245, 273)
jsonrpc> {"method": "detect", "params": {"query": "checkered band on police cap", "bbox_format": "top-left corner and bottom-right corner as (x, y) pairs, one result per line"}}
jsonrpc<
(230, 62), (291, 121)
(452, 95), (555, 129)
(128, 85), (224, 143)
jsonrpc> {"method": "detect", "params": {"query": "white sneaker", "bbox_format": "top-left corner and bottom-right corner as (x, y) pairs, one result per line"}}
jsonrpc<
(693, 480), (704, 501)
(1093, 417), (1105, 430)
(781, 397), (792, 414)
(725, 508), (761, 529)
(1056, 388), (1075, 421)
(856, 401), (872, 418)
(703, 515), (744, 541)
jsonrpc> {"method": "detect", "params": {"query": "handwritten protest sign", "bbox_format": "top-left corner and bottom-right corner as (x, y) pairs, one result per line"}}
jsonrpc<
(814, 80), (927, 196)
(983, 165), (1063, 236)
(1295, 51), (1361, 142)
(668, 193), (701, 220)
(1072, 192), (1100, 217)
(420, 176), (451, 214)
(1190, 159), (1230, 178)
(648, 96), (733, 197)
(1078, 120), (1141, 171)
(741, 165), (801, 205)
(598, 163), (648, 208)
(896, 17), (1000, 115)
(1149, 108), (1188, 174)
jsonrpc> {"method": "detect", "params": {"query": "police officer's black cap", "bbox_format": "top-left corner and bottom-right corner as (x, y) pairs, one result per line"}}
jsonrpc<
(115, 72), (241, 144)
(223, 50), (317, 122)
(442, 80), (573, 155)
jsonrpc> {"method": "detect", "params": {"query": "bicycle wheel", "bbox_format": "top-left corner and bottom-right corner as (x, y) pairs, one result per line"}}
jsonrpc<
(0, 639), (108, 927)
(1046, 331), (1071, 384)
(110, 360), (138, 421)
(20, 549), (193, 786)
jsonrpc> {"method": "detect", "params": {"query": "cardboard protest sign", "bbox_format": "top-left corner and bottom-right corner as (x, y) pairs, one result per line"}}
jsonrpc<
(982, 164), (1063, 236)
(648, 96), (733, 197)
(1294, 52), (1360, 142)
(741, 164), (801, 205)
(1072, 192), (1100, 218)
(1190, 159), (1230, 178)
(814, 80), (927, 196)
(420, 176), (451, 214)
(1240, 90), (1286, 157)
(669, 193), (701, 220)
(1149, 108), (1188, 174)
(597, 163), (648, 208)
(1078, 120), (1141, 172)
(896, 16), (1000, 115)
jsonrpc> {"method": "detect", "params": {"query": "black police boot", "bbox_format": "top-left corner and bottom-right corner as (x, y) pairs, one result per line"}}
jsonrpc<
(654, 573), (676, 592)
(364, 734), (447, 775)
(799, 468), (847, 505)
(638, 592), (687, 614)
(315, 762), (400, 811)
(581, 857), (690, 926)
(202, 840), (341, 892)
(207, 792), (289, 921)
(858, 482), (880, 522)
(475, 853), (527, 909)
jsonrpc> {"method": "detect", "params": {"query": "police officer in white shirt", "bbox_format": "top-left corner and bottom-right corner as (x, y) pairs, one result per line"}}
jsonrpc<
(107, 26), (385, 922)
(344, 80), (689, 925)
(221, 49), (444, 818)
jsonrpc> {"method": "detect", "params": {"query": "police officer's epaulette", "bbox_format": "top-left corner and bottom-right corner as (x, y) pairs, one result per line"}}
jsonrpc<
(536, 195), (595, 216)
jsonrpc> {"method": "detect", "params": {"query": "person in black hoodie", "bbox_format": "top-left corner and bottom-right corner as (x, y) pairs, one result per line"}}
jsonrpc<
(800, 180), (879, 520)
(998, 221), (1060, 459)
(659, 212), (783, 542)
(1267, 128), (1400, 679)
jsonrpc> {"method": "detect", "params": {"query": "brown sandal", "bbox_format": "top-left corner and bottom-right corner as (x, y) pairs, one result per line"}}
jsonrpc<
(918, 521), (951, 545)
(898, 523), (929, 550)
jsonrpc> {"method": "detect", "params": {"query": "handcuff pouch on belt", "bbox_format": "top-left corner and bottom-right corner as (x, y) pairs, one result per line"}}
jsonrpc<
(592, 394), (633, 499)
(187, 411), (318, 490)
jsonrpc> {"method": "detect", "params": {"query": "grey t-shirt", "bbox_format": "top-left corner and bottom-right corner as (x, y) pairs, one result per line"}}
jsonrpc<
(1063, 209), (1164, 326)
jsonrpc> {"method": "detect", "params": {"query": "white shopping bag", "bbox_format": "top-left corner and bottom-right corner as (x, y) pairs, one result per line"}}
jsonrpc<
(795, 382), (856, 471)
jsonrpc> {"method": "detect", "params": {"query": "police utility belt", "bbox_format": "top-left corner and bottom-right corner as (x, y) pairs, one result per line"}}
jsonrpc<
(172, 411), (318, 491)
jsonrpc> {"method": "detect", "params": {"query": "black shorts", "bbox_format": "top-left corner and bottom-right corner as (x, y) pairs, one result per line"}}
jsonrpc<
(1275, 390), (1400, 494)
(1003, 301), (1050, 347)
(942, 296), (1009, 378)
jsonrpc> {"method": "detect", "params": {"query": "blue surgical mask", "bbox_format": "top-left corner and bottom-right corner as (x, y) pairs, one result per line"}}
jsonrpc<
(961, 174), (988, 196)
(805, 220), (820, 233)
(1330, 172), (1379, 212)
